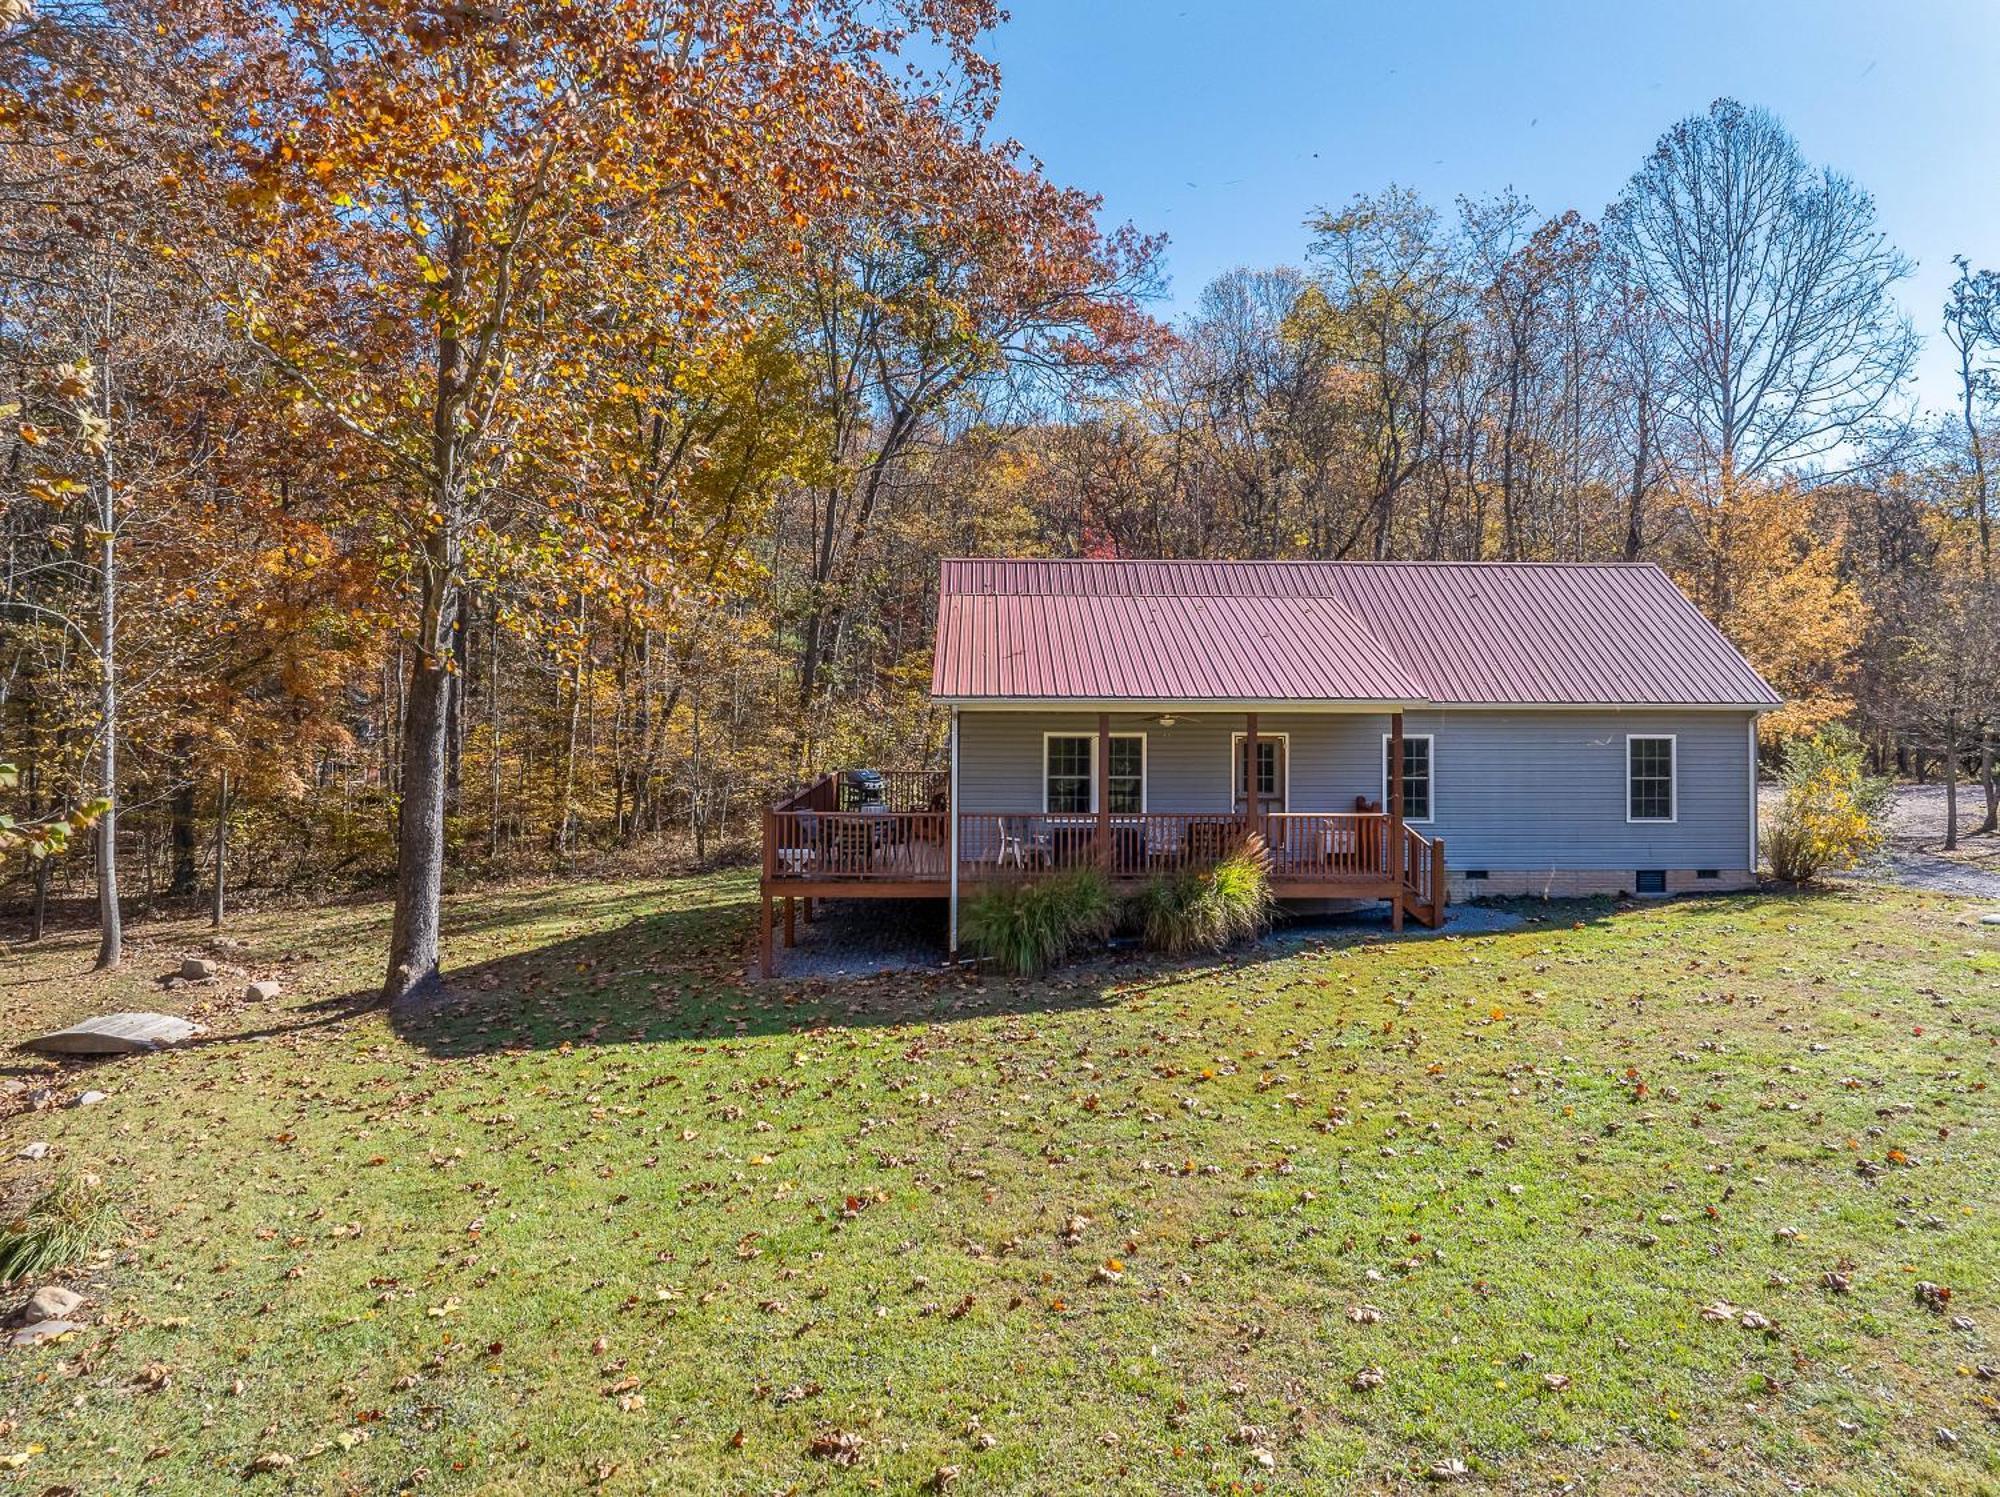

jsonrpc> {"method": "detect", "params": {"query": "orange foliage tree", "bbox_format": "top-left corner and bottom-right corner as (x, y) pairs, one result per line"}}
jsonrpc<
(162, 0), (1022, 999)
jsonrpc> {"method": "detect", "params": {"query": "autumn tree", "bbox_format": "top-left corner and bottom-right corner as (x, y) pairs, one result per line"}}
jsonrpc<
(173, 0), (1029, 999)
(784, 140), (1156, 722)
(1607, 99), (1917, 610)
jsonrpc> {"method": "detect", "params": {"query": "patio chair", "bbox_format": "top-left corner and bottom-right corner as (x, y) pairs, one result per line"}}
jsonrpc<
(831, 817), (875, 875)
(776, 813), (819, 877)
(995, 815), (1052, 869)
(1188, 819), (1231, 865)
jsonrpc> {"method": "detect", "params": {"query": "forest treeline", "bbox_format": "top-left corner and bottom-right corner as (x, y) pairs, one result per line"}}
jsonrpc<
(0, 1), (1994, 994)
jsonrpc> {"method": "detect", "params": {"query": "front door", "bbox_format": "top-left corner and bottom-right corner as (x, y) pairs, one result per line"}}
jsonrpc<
(1233, 735), (1287, 815)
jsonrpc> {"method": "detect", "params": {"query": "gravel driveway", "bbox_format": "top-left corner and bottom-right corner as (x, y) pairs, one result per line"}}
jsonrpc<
(1761, 780), (2000, 898)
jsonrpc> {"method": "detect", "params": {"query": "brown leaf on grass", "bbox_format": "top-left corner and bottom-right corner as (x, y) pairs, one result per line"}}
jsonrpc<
(1346, 1303), (1384, 1324)
(1427, 1456), (1470, 1481)
(246, 1452), (294, 1475)
(808, 1428), (864, 1467)
(1917, 1281), (1953, 1313)
(1350, 1365), (1386, 1391)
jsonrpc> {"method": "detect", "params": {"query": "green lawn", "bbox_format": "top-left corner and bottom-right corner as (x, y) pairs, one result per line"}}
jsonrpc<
(2, 875), (1997, 1495)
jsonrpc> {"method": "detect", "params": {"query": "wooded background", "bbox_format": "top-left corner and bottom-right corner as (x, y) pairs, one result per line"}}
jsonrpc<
(1, 2), (1994, 985)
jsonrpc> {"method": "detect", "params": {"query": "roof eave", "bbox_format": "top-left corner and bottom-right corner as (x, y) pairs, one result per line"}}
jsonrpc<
(932, 695), (1432, 711)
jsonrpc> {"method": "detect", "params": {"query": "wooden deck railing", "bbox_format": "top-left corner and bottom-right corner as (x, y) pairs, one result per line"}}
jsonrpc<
(773, 769), (949, 816)
(1264, 812), (1389, 880)
(757, 768), (1454, 978)
(761, 785), (1446, 928)
(957, 811), (1246, 879)
(767, 808), (951, 882)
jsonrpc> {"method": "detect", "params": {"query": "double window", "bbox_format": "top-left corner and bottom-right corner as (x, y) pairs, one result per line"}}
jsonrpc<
(1043, 733), (1145, 814)
(1627, 735), (1675, 822)
(1381, 733), (1433, 822)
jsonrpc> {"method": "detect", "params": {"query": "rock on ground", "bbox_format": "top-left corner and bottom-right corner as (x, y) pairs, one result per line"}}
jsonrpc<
(13, 1287), (83, 1325)
(20, 1012), (202, 1056)
(7, 1320), (82, 1349)
(243, 979), (282, 1002)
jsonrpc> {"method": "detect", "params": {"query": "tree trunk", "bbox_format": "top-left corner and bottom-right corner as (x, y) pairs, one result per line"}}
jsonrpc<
(1981, 726), (1998, 834)
(445, 589), (468, 811)
(93, 400), (121, 971)
(1623, 394), (1650, 561)
(1944, 715), (1960, 852)
(30, 856), (50, 943)
(385, 575), (454, 1003)
(488, 597), (502, 859)
(169, 767), (198, 896)
(209, 768), (228, 927)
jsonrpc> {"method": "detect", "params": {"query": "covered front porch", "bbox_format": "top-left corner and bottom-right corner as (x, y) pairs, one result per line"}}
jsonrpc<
(757, 710), (1446, 975)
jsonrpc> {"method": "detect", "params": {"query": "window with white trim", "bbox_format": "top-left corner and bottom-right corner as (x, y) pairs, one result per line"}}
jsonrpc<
(1043, 734), (1145, 813)
(1628, 735), (1675, 822)
(1382, 733), (1433, 822)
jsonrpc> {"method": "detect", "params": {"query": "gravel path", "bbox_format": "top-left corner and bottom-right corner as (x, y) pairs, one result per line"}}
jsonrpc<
(1760, 781), (2000, 898)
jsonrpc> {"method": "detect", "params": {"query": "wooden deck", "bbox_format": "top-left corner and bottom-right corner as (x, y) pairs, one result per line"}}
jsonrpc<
(758, 769), (1447, 973)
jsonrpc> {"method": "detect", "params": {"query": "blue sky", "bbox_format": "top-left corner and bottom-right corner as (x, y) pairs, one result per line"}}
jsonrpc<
(984, 0), (2000, 411)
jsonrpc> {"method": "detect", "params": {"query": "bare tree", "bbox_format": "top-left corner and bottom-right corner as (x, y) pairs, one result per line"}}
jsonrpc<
(1943, 256), (1999, 578)
(1607, 99), (1917, 604)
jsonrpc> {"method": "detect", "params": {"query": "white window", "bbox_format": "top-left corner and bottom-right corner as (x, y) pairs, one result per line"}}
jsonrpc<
(1627, 735), (1675, 822)
(1043, 733), (1145, 813)
(1381, 733), (1434, 823)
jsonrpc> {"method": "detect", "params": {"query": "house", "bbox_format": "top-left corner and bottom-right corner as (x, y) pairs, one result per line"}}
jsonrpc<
(758, 558), (1779, 973)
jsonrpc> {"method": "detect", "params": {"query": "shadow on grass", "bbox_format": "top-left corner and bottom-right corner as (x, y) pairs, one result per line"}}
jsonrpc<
(388, 891), (1134, 1057)
(386, 888), (1684, 1059)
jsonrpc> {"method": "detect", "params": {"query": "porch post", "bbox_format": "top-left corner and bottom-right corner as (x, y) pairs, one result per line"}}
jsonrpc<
(948, 707), (960, 961)
(1243, 712), (1260, 830)
(1388, 711), (1405, 931)
(1096, 711), (1112, 870)
(760, 807), (775, 977)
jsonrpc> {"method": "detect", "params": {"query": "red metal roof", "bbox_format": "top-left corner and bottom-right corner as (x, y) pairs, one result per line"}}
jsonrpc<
(931, 559), (1781, 708)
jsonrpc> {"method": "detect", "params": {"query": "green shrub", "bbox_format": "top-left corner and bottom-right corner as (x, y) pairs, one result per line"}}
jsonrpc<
(0, 1172), (123, 1283)
(1137, 833), (1273, 956)
(960, 865), (1115, 976)
(1763, 730), (1890, 883)
(1208, 834), (1275, 940)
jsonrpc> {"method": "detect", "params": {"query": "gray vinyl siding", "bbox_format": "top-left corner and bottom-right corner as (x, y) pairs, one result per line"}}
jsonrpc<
(954, 707), (1755, 871)
(1405, 709), (1753, 871)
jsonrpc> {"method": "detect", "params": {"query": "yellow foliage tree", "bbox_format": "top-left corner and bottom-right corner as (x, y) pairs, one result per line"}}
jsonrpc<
(1677, 481), (1871, 743)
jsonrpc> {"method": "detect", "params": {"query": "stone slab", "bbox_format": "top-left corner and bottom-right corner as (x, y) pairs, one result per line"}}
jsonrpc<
(20, 1012), (202, 1056)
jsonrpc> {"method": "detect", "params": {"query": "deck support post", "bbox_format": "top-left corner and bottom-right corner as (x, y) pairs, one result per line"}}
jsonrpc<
(1096, 711), (1111, 870)
(1389, 711), (1405, 932)
(1430, 836), (1447, 925)
(760, 808), (776, 976)
(1243, 712), (1259, 834)
(783, 896), (795, 947)
(947, 707), (960, 961)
